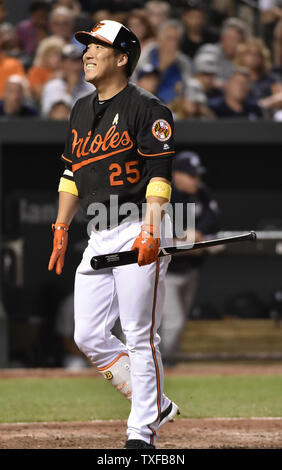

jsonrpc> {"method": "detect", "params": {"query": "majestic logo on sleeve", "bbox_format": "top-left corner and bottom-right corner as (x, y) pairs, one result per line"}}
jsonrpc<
(152, 119), (172, 142)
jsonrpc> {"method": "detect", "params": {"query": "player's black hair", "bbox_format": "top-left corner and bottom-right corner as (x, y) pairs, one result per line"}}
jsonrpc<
(30, 1), (51, 13)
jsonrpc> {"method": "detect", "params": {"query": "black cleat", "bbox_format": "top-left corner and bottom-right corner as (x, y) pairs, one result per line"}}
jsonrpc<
(159, 401), (180, 428)
(124, 439), (155, 449)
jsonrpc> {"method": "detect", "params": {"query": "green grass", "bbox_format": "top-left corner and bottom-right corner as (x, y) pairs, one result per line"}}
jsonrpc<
(0, 375), (281, 423)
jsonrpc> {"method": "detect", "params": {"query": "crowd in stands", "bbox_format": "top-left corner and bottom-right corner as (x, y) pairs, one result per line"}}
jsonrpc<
(1, 0), (282, 121)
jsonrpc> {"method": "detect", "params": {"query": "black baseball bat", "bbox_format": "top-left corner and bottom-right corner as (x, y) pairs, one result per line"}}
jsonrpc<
(90, 231), (257, 270)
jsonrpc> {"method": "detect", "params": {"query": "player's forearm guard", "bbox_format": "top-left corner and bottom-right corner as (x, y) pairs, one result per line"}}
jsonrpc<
(145, 181), (171, 201)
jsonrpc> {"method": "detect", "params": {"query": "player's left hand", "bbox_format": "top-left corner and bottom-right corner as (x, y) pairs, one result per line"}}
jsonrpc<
(131, 225), (160, 266)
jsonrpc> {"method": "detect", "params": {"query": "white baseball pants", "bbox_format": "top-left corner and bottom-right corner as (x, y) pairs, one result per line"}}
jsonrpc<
(74, 216), (172, 445)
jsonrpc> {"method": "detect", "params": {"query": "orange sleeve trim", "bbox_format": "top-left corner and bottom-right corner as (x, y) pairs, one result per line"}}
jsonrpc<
(137, 149), (175, 157)
(97, 353), (129, 372)
(61, 154), (72, 164)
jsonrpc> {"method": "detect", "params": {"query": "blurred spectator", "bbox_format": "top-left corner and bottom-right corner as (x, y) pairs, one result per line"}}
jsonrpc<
(208, 67), (264, 118)
(181, 0), (219, 60)
(0, 75), (38, 118)
(41, 43), (93, 116)
(0, 26), (26, 98)
(144, 1), (171, 30)
(133, 20), (191, 104)
(193, 50), (221, 99)
(210, 0), (256, 35)
(0, 22), (32, 70)
(110, 4), (133, 25)
(48, 95), (72, 120)
(28, 35), (65, 102)
(236, 1), (258, 36)
(259, 80), (282, 118)
(159, 151), (220, 366)
(195, 17), (248, 85)
(49, 6), (76, 43)
(126, 9), (155, 50)
(209, 0), (235, 30)
(234, 36), (281, 101)
(84, 0), (134, 25)
(259, 0), (282, 67)
(136, 64), (161, 94)
(168, 48), (219, 120)
(0, 0), (7, 24)
(53, 0), (81, 16)
(53, 0), (93, 31)
(90, 1), (116, 24)
(0, 22), (14, 51)
(16, 1), (50, 57)
(169, 78), (216, 119)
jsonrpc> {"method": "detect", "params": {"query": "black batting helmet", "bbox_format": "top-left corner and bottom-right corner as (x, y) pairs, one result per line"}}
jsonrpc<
(75, 20), (141, 76)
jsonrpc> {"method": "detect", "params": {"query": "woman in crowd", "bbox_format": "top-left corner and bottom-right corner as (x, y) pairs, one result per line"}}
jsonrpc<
(234, 36), (281, 101)
(27, 35), (64, 102)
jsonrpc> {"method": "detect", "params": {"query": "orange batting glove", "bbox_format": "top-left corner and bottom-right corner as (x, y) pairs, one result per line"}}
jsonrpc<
(131, 224), (160, 266)
(48, 223), (69, 275)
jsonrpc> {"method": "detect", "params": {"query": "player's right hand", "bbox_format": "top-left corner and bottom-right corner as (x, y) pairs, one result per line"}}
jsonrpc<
(131, 224), (160, 266)
(48, 223), (69, 275)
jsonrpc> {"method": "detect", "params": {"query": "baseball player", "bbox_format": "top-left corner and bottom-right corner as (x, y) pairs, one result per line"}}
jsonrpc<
(48, 20), (179, 449)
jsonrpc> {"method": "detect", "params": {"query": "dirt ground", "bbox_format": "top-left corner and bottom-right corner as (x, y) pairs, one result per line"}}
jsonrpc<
(1, 418), (282, 449)
(0, 363), (282, 449)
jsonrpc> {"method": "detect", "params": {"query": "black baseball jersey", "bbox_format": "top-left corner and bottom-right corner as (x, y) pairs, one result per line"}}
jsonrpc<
(61, 83), (175, 224)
